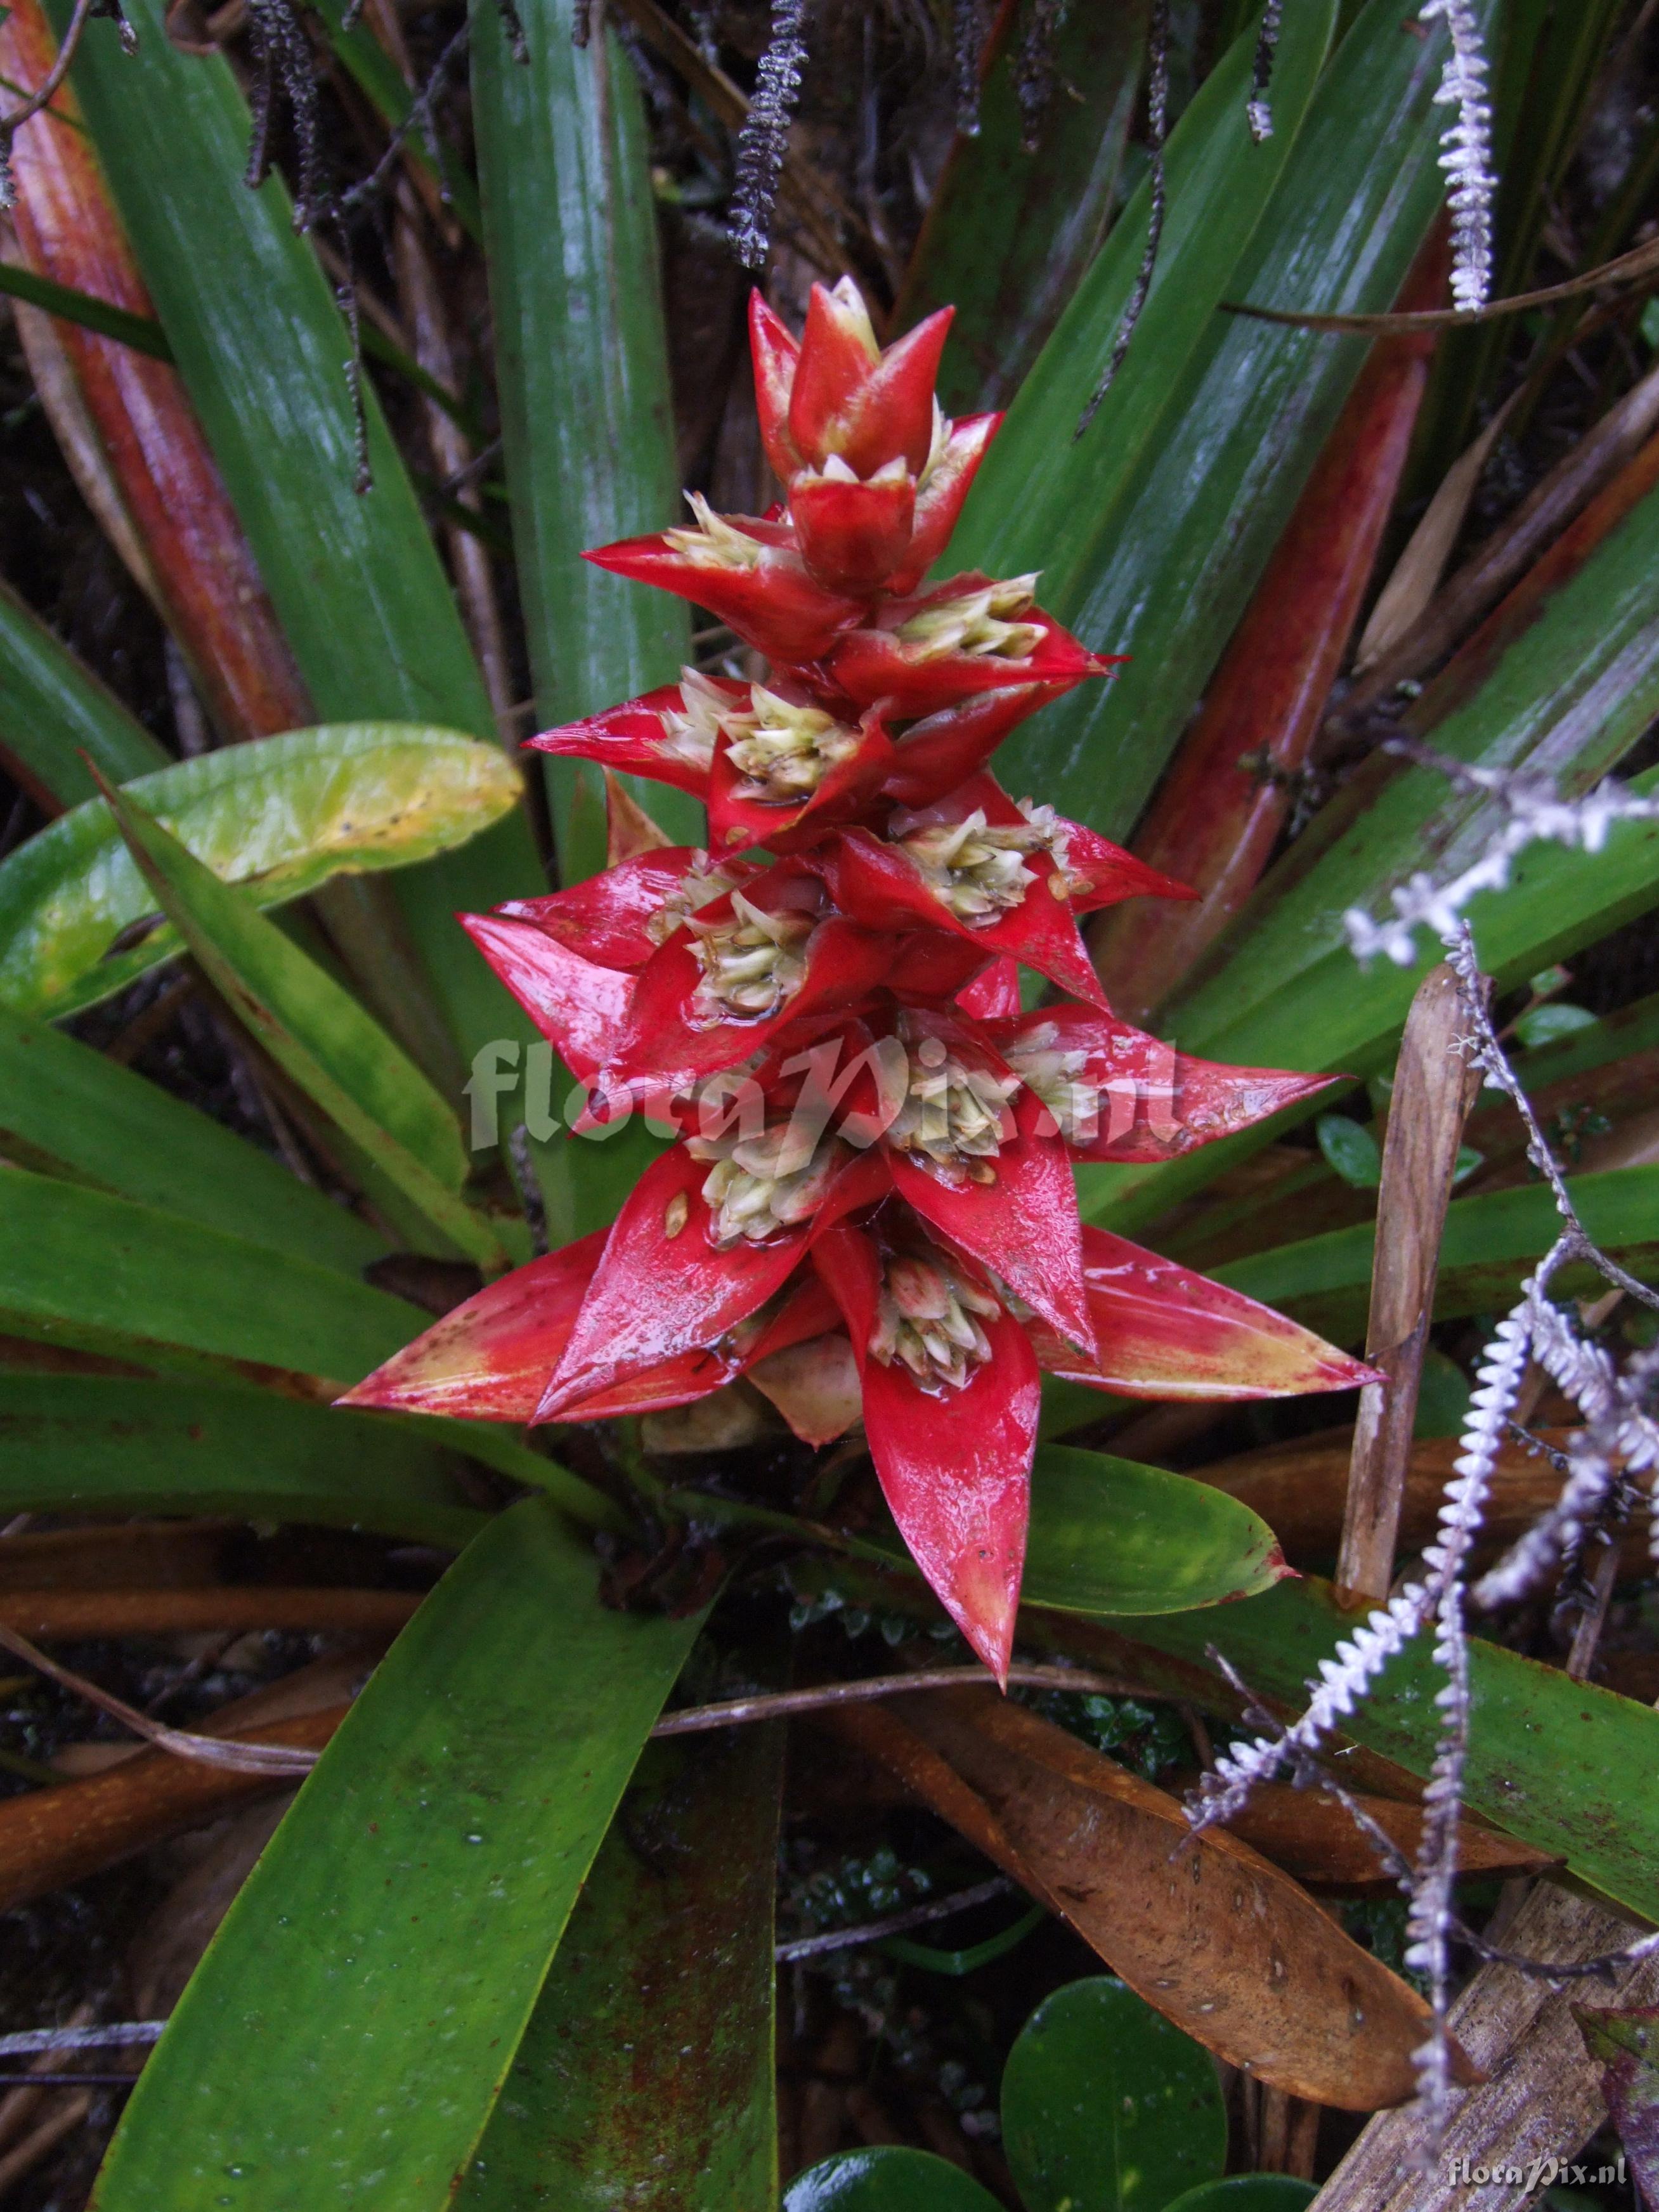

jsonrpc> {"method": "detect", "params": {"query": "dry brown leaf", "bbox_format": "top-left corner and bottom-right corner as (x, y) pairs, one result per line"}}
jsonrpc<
(871, 1690), (1466, 2111)
(1221, 1782), (1556, 1894)
(1354, 391), (1521, 671)
(0, 1587), (419, 1639)
(1190, 1427), (1587, 1566)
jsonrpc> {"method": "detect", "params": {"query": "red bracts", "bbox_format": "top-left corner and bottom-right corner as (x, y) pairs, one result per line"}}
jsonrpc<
(342, 279), (1376, 1681)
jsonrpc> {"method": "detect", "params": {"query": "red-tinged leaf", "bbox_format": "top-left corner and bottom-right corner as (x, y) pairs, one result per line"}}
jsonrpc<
(583, 528), (862, 665)
(459, 912), (633, 1079)
(956, 956), (1022, 1020)
(535, 1146), (811, 1419)
(596, 902), (897, 1109)
(525, 681), (723, 802)
(1027, 1226), (1381, 1402)
(824, 582), (1108, 717)
(336, 1233), (605, 1419)
(706, 708), (897, 856)
(1090, 234), (1449, 1024)
(0, 0), (312, 748)
(552, 1343), (748, 1421)
(986, 1005), (1337, 1163)
(497, 847), (753, 972)
(750, 292), (804, 482)
(882, 685), (1093, 808)
(747, 1330), (862, 1443)
(817, 826), (1109, 1010)
(788, 289), (952, 479)
(885, 1060), (1095, 1357)
(813, 1220), (1039, 1681)
(889, 413), (1003, 594)
(1573, 2005), (1659, 2200)
(791, 471), (916, 595)
(553, 1269), (852, 1423)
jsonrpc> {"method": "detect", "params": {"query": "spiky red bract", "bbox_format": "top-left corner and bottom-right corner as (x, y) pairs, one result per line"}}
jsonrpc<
(339, 277), (1374, 1681)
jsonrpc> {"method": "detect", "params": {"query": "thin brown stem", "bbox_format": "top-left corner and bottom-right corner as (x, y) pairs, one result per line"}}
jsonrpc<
(651, 1663), (1164, 1738)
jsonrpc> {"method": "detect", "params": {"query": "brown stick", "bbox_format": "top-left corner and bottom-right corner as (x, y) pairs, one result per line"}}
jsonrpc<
(0, 1589), (420, 1639)
(1310, 1883), (1659, 2212)
(1337, 963), (1488, 1606)
(0, 1707), (344, 1914)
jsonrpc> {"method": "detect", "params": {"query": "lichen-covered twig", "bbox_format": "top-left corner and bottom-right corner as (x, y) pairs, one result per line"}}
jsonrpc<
(1420, 0), (1495, 312)
(1345, 740), (1659, 969)
(1076, 0), (1169, 438)
(727, 0), (810, 271)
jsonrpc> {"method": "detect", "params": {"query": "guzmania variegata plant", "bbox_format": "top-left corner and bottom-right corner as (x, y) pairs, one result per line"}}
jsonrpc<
(344, 280), (1376, 1679)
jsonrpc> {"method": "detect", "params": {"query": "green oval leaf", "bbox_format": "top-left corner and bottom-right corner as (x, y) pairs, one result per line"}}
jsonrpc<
(784, 2148), (1001, 2212)
(1000, 1977), (1227, 2212)
(1023, 1445), (1288, 1615)
(1315, 1112), (1382, 1189)
(1513, 1002), (1601, 1048)
(0, 723), (522, 1018)
(1163, 2179), (1318, 2212)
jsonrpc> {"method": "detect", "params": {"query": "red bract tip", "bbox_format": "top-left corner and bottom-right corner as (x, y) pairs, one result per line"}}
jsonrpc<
(824, 576), (1109, 717)
(785, 283), (953, 481)
(585, 513), (863, 665)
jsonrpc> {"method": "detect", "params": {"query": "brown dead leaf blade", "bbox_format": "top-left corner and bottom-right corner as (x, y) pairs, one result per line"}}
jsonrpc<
(832, 1690), (1470, 2111)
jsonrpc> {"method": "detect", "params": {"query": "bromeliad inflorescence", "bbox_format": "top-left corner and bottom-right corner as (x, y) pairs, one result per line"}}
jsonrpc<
(342, 281), (1376, 1679)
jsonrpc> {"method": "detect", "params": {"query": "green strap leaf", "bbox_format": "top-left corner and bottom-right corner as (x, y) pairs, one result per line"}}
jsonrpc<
(0, 1005), (387, 1275)
(1167, 476), (1659, 1076)
(897, 3), (1145, 413)
(1079, 772), (1659, 1232)
(56, 0), (542, 1064)
(90, 1497), (703, 2212)
(0, 260), (171, 358)
(456, 1723), (784, 2208)
(97, 777), (511, 1269)
(1000, 1977), (1226, 2212)
(0, 1167), (423, 1384)
(1216, 1162), (1659, 1341)
(952, 3), (1335, 594)
(966, 0), (1471, 836)
(0, 576), (169, 809)
(0, 1372), (486, 1546)
(0, 724), (522, 1020)
(470, 0), (701, 882)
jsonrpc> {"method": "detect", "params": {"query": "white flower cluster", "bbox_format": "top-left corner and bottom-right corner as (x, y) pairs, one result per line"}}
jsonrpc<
(1421, 1), (1497, 313)
(1345, 759), (1659, 968)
